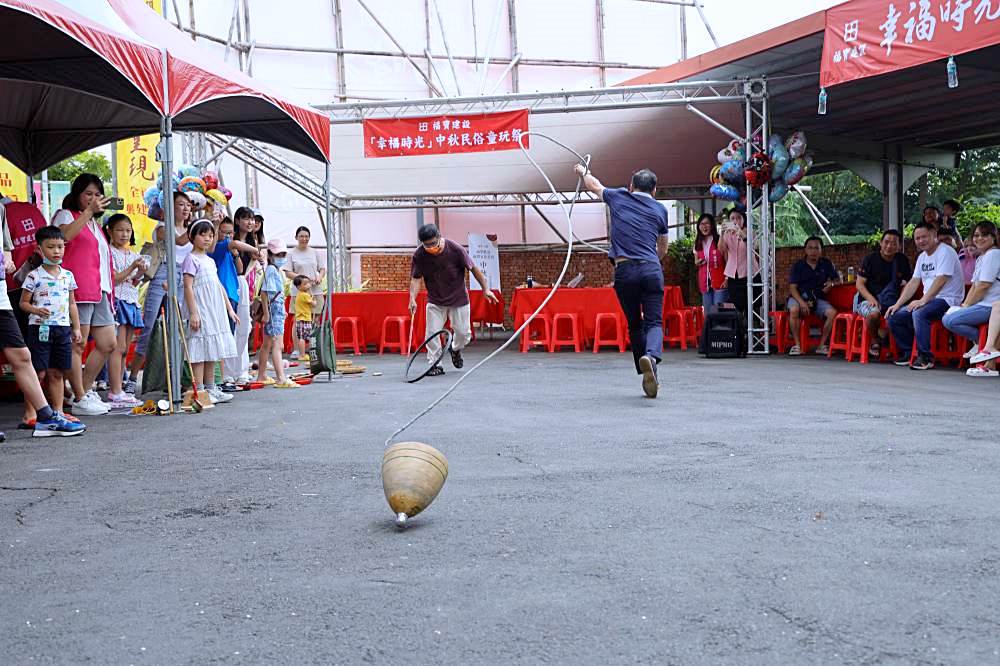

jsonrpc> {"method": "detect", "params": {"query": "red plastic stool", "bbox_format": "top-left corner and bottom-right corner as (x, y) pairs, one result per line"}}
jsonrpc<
(550, 313), (583, 352)
(770, 311), (790, 353)
(827, 313), (855, 359)
(333, 316), (365, 355)
(790, 313), (822, 354)
(517, 313), (551, 353)
(848, 315), (892, 364)
(931, 320), (964, 367)
(903, 321), (963, 366)
(593, 312), (626, 353)
(379, 316), (411, 355)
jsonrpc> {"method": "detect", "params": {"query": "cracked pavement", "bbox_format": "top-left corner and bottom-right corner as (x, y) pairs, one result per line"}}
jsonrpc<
(1, 345), (998, 664)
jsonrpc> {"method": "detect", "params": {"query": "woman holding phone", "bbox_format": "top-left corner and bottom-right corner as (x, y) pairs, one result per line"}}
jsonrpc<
(51, 173), (117, 415)
(693, 213), (727, 309)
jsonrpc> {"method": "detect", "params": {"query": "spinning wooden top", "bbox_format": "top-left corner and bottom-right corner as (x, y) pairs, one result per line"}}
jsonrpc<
(381, 442), (449, 528)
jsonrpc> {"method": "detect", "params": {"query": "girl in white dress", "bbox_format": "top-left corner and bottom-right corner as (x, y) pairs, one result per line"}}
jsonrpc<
(182, 220), (238, 402)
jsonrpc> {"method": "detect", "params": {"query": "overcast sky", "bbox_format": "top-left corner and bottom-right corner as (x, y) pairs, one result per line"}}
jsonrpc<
(687, 0), (843, 56)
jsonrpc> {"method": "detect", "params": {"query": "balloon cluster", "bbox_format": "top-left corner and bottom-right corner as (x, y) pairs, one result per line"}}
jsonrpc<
(709, 131), (813, 206)
(143, 164), (233, 221)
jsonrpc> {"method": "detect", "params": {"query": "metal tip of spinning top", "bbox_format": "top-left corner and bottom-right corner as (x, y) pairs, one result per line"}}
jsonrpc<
(395, 512), (408, 528)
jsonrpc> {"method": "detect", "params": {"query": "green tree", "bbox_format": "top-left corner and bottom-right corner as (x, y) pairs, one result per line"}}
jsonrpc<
(904, 147), (1000, 236)
(45, 151), (112, 183)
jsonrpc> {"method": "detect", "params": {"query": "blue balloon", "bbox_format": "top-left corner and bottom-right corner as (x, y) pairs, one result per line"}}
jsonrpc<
(783, 159), (808, 186)
(769, 180), (789, 202)
(177, 164), (199, 179)
(710, 183), (741, 201)
(143, 186), (159, 207)
(720, 159), (745, 185)
(770, 143), (790, 179)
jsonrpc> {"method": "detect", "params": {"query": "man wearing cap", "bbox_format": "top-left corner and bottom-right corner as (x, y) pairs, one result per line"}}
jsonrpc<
(575, 164), (669, 398)
(408, 224), (498, 376)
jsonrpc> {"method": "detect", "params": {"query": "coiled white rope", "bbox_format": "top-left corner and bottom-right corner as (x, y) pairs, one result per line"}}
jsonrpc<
(384, 131), (600, 447)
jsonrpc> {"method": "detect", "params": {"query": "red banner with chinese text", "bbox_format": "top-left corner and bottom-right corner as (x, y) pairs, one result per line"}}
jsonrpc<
(821, 0), (1000, 88)
(363, 109), (529, 158)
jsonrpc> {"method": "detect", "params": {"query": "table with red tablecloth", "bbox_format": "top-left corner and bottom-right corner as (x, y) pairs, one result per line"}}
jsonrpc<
(330, 290), (504, 351)
(826, 283), (857, 313)
(509, 287), (623, 343)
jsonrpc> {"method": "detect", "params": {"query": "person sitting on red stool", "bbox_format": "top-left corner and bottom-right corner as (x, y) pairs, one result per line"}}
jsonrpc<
(854, 229), (910, 359)
(886, 222), (966, 370)
(787, 236), (840, 356)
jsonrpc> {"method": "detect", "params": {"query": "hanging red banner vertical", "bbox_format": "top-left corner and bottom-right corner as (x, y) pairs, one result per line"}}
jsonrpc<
(363, 109), (529, 158)
(821, 0), (1000, 88)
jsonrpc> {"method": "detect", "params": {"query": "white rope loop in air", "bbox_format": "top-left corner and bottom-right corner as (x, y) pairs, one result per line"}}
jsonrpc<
(383, 131), (597, 448)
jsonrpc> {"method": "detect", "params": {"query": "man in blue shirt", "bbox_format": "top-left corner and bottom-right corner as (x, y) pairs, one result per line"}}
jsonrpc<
(786, 236), (839, 356)
(575, 164), (669, 398)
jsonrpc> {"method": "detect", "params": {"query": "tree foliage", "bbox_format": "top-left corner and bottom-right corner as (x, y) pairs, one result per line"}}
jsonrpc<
(44, 151), (112, 183)
(772, 147), (1000, 247)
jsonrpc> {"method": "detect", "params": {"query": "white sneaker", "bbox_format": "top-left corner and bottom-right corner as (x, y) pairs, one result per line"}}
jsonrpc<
(73, 392), (110, 415)
(966, 365), (999, 378)
(207, 386), (233, 403)
(237, 373), (253, 385)
(963, 344), (980, 359)
(107, 392), (142, 409)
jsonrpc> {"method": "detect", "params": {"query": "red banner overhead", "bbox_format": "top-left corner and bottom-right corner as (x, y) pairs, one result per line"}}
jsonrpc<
(821, 0), (1000, 88)
(363, 109), (529, 158)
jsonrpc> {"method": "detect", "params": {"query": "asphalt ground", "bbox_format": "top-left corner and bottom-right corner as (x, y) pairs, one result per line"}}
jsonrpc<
(1, 343), (998, 665)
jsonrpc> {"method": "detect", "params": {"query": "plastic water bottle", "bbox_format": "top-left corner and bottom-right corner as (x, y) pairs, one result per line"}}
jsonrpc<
(526, 274), (534, 288)
(947, 57), (958, 89)
(817, 88), (828, 115)
(847, 266), (855, 284)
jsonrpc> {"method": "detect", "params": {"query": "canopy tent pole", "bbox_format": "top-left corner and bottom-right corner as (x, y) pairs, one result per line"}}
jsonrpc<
(324, 161), (336, 294)
(158, 42), (182, 403)
(160, 115), (182, 403)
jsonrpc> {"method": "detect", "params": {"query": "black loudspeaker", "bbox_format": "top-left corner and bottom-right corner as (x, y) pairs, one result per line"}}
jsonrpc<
(699, 308), (746, 358)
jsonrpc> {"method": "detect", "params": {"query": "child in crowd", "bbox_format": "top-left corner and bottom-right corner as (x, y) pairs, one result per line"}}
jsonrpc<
(208, 214), (262, 392)
(292, 275), (317, 362)
(181, 219), (238, 404)
(254, 238), (298, 389)
(106, 214), (144, 408)
(958, 234), (979, 284)
(18, 226), (86, 435)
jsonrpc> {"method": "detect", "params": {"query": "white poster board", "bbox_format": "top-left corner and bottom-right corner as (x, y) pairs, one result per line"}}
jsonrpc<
(467, 233), (501, 291)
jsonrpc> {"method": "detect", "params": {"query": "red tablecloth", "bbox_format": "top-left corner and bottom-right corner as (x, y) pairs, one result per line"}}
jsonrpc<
(331, 290), (503, 350)
(826, 284), (857, 313)
(509, 287), (622, 342)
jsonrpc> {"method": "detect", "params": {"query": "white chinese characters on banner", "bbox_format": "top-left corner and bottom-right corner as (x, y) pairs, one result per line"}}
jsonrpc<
(879, 0), (999, 59)
(823, 0), (1000, 87)
(467, 234), (501, 292)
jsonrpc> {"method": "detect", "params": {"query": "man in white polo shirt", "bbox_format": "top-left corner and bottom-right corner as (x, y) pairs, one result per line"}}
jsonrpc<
(886, 221), (966, 370)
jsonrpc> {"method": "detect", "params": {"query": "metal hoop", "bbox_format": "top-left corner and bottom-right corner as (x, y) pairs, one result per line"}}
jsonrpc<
(403, 329), (455, 383)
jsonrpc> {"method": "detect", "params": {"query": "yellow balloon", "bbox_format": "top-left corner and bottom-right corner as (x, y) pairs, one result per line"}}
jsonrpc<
(205, 189), (228, 206)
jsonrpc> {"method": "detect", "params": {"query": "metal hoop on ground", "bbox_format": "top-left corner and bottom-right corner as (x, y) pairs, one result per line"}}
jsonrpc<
(404, 329), (455, 383)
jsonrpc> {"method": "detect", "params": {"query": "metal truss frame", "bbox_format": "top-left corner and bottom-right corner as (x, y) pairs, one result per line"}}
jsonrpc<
(742, 79), (774, 355)
(317, 81), (744, 123)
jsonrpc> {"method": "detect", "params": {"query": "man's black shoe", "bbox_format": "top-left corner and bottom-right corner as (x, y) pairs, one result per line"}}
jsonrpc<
(450, 348), (464, 369)
(910, 355), (934, 370)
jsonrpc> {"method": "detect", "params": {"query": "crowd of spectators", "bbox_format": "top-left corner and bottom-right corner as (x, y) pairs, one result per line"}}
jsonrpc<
(0, 173), (324, 440)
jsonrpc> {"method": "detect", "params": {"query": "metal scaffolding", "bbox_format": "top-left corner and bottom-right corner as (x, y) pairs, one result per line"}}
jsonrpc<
(168, 0), (733, 311)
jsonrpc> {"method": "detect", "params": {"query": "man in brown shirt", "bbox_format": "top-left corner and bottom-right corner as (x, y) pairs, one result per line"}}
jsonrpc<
(409, 224), (498, 375)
